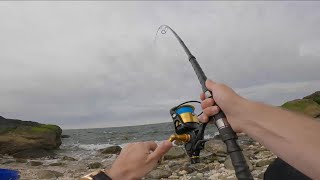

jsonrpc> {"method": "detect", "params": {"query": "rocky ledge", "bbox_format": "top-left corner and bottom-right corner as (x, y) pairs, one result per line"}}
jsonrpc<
(0, 116), (62, 157)
(281, 91), (320, 118)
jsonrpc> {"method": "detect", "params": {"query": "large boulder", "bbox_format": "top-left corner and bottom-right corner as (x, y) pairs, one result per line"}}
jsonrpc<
(0, 116), (62, 155)
(281, 99), (320, 118)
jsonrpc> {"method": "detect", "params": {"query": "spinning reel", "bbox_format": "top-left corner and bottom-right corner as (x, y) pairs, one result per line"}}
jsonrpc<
(168, 102), (207, 164)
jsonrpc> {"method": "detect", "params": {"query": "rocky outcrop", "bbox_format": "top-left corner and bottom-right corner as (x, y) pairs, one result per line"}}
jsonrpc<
(303, 91), (320, 105)
(281, 99), (320, 118)
(0, 116), (62, 156)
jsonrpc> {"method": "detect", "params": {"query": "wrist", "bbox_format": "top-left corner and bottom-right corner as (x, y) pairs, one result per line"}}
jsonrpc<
(106, 168), (128, 180)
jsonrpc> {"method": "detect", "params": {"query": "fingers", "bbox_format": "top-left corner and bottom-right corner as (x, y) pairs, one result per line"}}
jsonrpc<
(199, 114), (209, 123)
(144, 141), (158, 152)
(201, 98), (215, 109)
(148, 141), (173, 161)
(203, 106), (220, 117)
(200, 93), (205, 101)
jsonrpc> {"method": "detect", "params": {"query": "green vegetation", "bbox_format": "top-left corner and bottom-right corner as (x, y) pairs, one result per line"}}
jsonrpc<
(12, 124), (62, 135)
(281, 99), (320, 118)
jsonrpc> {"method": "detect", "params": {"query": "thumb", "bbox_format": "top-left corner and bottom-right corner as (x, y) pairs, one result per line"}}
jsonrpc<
(148, 141), (173, 161)
(205, 79), (216, 91)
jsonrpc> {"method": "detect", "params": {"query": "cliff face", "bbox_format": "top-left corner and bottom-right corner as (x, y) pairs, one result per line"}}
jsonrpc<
(0, 116), (62, 155)
(281, 91), (320, 118)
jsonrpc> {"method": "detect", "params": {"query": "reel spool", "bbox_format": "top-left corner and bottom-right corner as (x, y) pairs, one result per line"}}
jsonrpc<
(170, 104), (200, 134)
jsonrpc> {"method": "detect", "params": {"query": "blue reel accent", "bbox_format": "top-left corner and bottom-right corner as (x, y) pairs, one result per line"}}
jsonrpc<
(176, 106), (194, 115)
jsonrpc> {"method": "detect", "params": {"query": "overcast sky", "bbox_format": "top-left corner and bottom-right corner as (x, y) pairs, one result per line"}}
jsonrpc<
(0, 1), (320, 129)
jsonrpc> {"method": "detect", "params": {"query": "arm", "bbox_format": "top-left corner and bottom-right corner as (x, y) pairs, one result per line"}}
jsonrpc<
(200, 80), (320, 179)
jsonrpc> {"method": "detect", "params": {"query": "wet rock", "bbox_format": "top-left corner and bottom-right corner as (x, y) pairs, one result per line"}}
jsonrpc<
(28, 161), (43, 166)
(99, 146), (122, 154)
(256, 158), (276, 167)
(146, 169), (171, 179)
(87, 162), (103, 169)
(37, 170), (63, 179)
(164, 146), (186, 160)
(62, 156), (77, 161)
(224, 155), (253, 171)
(61, 135), (70, 138)
(12, 149), (56, 159)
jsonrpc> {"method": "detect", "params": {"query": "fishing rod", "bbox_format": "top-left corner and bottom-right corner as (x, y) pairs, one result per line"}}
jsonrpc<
(156, 25), (253, 180)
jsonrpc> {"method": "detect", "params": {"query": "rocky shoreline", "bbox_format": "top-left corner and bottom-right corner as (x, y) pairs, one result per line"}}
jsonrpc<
(0, 134), (276, 180)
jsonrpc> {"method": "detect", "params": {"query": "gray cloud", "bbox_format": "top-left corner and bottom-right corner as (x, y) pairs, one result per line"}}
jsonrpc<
(0, 1), (320, 129)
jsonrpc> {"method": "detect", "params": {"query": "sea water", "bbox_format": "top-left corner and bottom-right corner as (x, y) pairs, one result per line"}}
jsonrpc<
(58, 122), (218, 159)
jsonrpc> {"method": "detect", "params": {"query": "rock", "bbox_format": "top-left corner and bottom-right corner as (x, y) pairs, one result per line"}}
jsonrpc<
(303, 91), (320, 105)
(37, 170), (63, 179)
(12, 149), (56, 159)
(0, 117), (62, 155)
(209, 173), (220, 180)
(254, 150), (274, 159)
(224, 155), (253, 171)
(61, 135), (70, 138)
(204, 139), (227, 154)
(207, 162), (220, 170)
(189, 163), (209, 173)
(190, 176), (201, 180)
(99, 146), (122, 154)
(62, 156), (77, 161)
(179, 164), (194, 174)
(281, 99), (320, 118)
(168, 175), (179, 179)
(173, 140), (184, 146)
(258, 172), (265, 179)
(146, 169), (171, 179)
(196, 172), (204, 178)
(28, 161), (43, 166)
(256, 158), (276, 167)
(15, 158), (27, 163)
(217, 156), (226, 163)
(200, 153), (217, 163)
(1, 159), (15, 164)
(164, 146), (186, 160)
(49, 162), (64, 166)
(178, 170), (188, 175)
(87, 162), (103, 169)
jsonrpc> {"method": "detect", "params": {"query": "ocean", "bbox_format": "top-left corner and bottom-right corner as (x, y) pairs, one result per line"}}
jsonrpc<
(58, 122), (218, 159)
